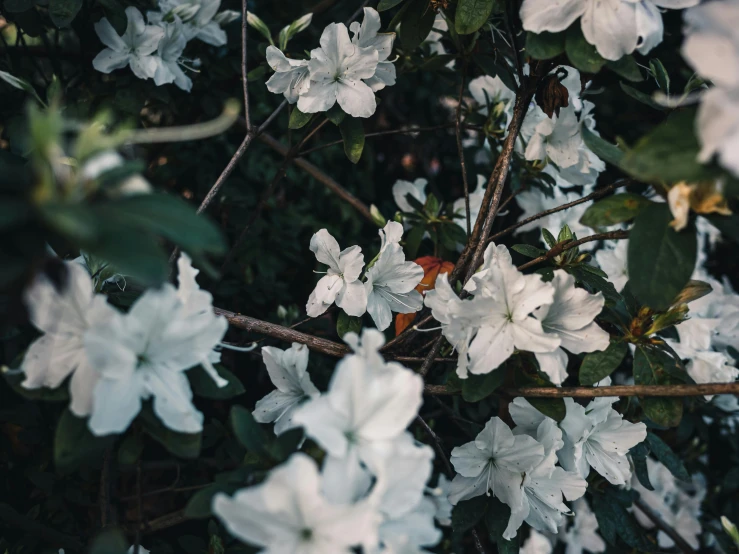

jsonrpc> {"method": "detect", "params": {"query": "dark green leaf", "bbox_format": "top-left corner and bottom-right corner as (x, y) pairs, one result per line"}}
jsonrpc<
(621, 108), (721, 183)
(339, 118), (365, 164)
(484, 497), (516, 552)
(462, 369), (506, 402)
(140, 406), (202, 459)
(579, 340), (627, 385)
(378, 0), (405, 10)
(566, 265), (622, 304)
(706, 213), (739, 244)
(288, 107), (314, 129)
(404, 223), (426, 259)
(580, 194), (652, 228)
(231, 405), (270, 457)
(607, 56), (643, 82)
(49, 0), (82, 27)
(90, 527), (129, 554)
(592, 490), (658, 551)
(326, 104), (346, 125)
(336, 311), (362, 339)
(452, 495), (488, 532)
(184, 483), (240, 518)
(455, 0), (495, 34)
(400, 0), (437, 50)
(54, 410), (116, 473)
(117, 432), (144, 466)
(3, 0), (33, 13)
(527, 397), (565, 422)
(525, 31), (565, 60)
(646, 432), (690, 482)
(188, 364), (245, 400)
(630, 442), (654, 490)
(633, 348), (684, 428)
(582, 127), (624, 167)
(3, 366), (69, 401)
(565, 25), (606, 73)
(620, 83), (666, 111)
(420, 54), (457, 71)
(541, 228), (557, 249)
(511, 244), (546, 258)
(649, 59), (670, 93)
(628, 202), (697, 311)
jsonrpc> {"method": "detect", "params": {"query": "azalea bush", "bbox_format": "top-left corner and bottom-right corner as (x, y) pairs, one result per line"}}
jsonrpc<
(3, 0), (739, 553)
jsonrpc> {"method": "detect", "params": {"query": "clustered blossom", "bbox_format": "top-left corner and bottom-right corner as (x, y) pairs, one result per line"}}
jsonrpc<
(682, 0), (739, 177)
(266, 7), (396, 118)
(306, 222), (424, 332)
(520, 0), (699, 61)
(424, 243), (609, 384)
(21, 253), (228, 435)
(92, 0), (238, 91)
(214, 329), (446, 553)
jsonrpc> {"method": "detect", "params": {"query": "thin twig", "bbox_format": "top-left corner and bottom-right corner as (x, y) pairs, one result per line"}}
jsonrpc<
(516, 230), (629, 271)
(506, 382), (739, 398)
(487, 179), (633, 244)
(419, 336), (445, 377)
(634, 498), (697, 554)
(455, 61), (472, 237)
(240, 0), (251, 132)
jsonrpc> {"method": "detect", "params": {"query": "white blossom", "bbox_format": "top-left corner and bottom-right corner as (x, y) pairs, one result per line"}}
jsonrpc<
(158, 0), (231, 45)
(521, 530), (553, 554)
(21, 261), (117, 417)
(83, 254), (227, 435)
(153, 19), (192, 91)
(520, 0), (698, 61)
(213, 453), (380, 553)
(393, 178), (428, 214)
(534, 270), (610, 385)
(514, 186), (593, 249)
(306, 229), (367, 318)
(350, 7), (396, 91)
(594, 239), (629, 292)
(298, 22), (379, 118)
(563, 499), (606, 554)
(448, 416), (545, 509)
(265, 46), (310, 103)
(469, 74), (516, 128)
(253, 343), (319, 435)
(428, 475), (453, 526)
(453, 174), (487, 232)
(93, 7), (164, 80)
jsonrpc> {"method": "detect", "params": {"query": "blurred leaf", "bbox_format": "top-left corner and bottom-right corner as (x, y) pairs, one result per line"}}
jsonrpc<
(90, 527), (128, 554)
(455, 0), (495, 34)
(339, 118), (365, 164)
(580, 193), (652, 228)
(231, 405), (270, 458)
(484, 497), (517, 553)
(579, 340), (627, 385)
(188, 364), (245, 400)
(378, 0), (406, 10)
(462, 369), (506, 402)
(630, 441), (654, 490)
(628, 203), (697, 311)
(607, 55), (643, 82)
(582, 127), (624, 167)
(525, 31), (565, 60)
(646, 432), (690, 482)
(565, 26), (606, 73)
(54, 409), (116, 473)
(337, 311), (362, 339)
(3, 366), (69, 401)
(592, 489), (658, 551)
(140, 406), (202, 459)
(185, 483), (240, 518)
(400, 0), (436, 50)
(620, 82), (666, 111)
(452, 495), (488, 532)
(49, 0), (82, 27)
(649, 58), (670, 93)
(117, 432), (144, 466)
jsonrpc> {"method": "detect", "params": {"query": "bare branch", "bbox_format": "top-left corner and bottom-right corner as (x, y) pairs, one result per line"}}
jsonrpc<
(634, 498), (697, 554)
(240, 0), (250, 132)
(507, 382), (739, 397)
(516, 230), (629, 271)
(455, 62), (472, 237)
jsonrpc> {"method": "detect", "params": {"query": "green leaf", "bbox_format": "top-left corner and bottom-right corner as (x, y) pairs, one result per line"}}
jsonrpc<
(630, 441), (654, 490)
(184, 483), (240, 518)
(400, 0), (437, 50)
(620, 82), (666, 111)
(511, 244), (546, 258)
(592, 490), (658, 551)
(188, 364), (245, 400)
(621, 108), (721, 183)
(580, 194), (652, 228)
(245, 11), (273, 44)
(527, 397), (566, 422)
(48, 0), (82, 27)
(628, 202), (697, 311)
(140, 406), (202, 458)
(579, 340), (627, 385)
(705, 213), (739, 244)
(117, 432), (144, 466)
(452, 495), (488, 532)
(541, 228), (557, 249)
(420, 54), (457, 71)
(607, 55), (643, 82)
(3, 0), (34, 13)
(404, 223), (426, 259)
(649, 58), (670, 93)
(462, 369), (506, 402)
(646, 432), (691, 482)
(54, 410), (116, 473)
(455, 0), (495, 34)
(0, 69), (45, 105)
(336, 311), (362, 340)
(339, 118), (365, 164)
(633, 348), (684, 428)
(582, 126), (624, 167)
(231, 405), (271, 457)
(3, 365), (69, 401)
(378, 0), (406, 10)
(90, 527), (129, 554)
(326, 104), (346, 125)
(484, 497), (517, 553)
(525, 31), (565, 60)
(565, 25), (606, 73)
(566, 265), (622, 305)
(288, 107), (314, 129)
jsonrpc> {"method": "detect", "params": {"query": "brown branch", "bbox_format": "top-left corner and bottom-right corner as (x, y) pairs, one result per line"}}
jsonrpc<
(516, 230), (629, 271)
(139, 509), (187, 534)
(634, 498), (697, 554)
(393, 356), (456, 364)
(240, 0), (251, 132)
(259, 133), (374, 223)
(456, 61), (472, 237)
(487, 179), (633, 244)
(506, 382), (739, 397)
(418, 336), (445, 377)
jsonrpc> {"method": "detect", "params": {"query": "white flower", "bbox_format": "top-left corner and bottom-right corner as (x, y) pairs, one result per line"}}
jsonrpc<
(563, 499), (606, 554)
(523, 105), (583, 169)
(520, 0), (698, 62)
(453, 174), (487, 232)
(594, 239), (629, 292)
(469, 75), (516, 128)
(21, 261), (117, 417)
(379, 220), (404, 253)
(428, 475), (453, 527)
(514, 186), (593, 248)
(558, 396), (647, 485)
(265, 46), (311, 103)
(93, 7), (164, 80)
(213, 453), (379, 553)
(521, 530), (553, 554)
(253, 343), (319, 435)
(393, 178), (428, 214)
(448, 416), (545, 509)
(83, 254), (227, 435)
(685, 351), (739, 398)
(306, 229), (367, 318)
(158, 0), (231, 45)
(79, 151), (151, 196)
(350, 7), (396, 91)
(153, 19), (192, 91)
(365, 238), (424, 331)
(534, 270), (610, 385)
(293, 329), (424, 477)
(298, 22), (379, 118)
(504, 419), (587, 539)
(127, 547), (150, 554)
(423, 14), (455, 69)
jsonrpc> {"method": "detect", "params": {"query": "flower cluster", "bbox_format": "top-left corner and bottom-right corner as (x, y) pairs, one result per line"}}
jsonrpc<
(306, 222), (424, 332)
(214, 329), (448, 553)
(21, 253), (228, 435)
(425, 243), (609, 384)
(92, 0), (239, 91)
(265, 7), (396, 118)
